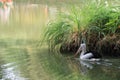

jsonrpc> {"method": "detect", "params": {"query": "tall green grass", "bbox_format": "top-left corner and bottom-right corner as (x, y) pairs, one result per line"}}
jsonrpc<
(43, 0), (120, 52)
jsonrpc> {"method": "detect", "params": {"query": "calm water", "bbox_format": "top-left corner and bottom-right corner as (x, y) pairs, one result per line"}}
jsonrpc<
(0, 0), (120, 80)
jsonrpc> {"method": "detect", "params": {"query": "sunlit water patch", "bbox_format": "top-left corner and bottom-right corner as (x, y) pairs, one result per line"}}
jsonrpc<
(0, 39), (53, 80)
(1, 63), (27, 80)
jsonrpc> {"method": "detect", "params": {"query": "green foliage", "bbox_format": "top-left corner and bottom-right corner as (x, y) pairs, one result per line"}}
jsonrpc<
(43, 8), (83, 51)
(43, 0), (120, 52)
(61, 6), (81, 32)
(0, 2), (3, 7)
(44, 19), (72, 51)
(89, 6), (120, 35)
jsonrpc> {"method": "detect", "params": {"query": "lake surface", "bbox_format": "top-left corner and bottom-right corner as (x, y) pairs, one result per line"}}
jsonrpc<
(0, 0), (120, 80)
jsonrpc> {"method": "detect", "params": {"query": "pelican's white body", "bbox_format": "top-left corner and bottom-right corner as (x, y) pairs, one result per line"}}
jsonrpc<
(79, 43), (94, 60)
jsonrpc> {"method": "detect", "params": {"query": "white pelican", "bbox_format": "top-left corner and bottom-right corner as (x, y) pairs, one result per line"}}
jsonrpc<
(74, 42), (100, 61)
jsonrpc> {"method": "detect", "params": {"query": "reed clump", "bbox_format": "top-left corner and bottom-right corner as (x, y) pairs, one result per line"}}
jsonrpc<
(43, 1), (120, 57)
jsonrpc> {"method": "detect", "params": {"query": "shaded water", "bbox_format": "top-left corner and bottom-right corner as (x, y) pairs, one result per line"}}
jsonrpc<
(0, 0), (120, 80)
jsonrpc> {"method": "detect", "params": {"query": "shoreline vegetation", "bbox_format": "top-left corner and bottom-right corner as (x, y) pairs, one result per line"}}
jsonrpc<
(42, 0), (120, 57)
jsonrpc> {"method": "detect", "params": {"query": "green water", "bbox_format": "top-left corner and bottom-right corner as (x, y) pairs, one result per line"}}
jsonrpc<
(0, 0), (120, 80)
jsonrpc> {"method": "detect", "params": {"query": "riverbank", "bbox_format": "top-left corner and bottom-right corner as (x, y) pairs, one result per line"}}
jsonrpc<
(43, 0), (120, 58)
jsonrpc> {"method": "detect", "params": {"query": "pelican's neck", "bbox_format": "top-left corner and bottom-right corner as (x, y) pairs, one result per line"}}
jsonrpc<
(80, 43), (86, 56)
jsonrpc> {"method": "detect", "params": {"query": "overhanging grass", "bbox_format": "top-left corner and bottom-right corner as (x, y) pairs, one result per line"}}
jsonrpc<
(42, 0), (120, 53)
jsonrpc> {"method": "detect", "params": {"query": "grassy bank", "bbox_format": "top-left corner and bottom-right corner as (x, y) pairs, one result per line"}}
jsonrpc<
(42, 0), (120, 57)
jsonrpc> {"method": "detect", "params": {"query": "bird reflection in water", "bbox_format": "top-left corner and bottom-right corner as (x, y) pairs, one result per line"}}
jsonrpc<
(78, 58), (114, 75)
(78, 59), (94, 75)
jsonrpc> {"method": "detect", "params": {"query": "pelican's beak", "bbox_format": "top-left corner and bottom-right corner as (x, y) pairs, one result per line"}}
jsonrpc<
(79, 46), (82, 52)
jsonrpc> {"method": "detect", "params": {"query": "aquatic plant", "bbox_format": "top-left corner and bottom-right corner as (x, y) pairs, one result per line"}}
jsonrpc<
(43, 0), (120, 55)
(84, 2), (120, 54)
(43, 7), (83, 52)
(88, 6), (120, 35)
(44, 19), (72, 51)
